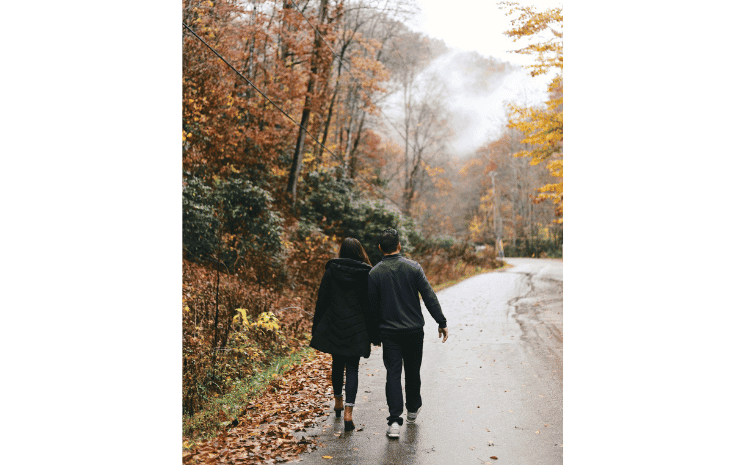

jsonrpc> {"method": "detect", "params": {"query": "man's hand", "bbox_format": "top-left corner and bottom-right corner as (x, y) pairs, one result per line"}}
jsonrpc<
(438, 327), (449, 343)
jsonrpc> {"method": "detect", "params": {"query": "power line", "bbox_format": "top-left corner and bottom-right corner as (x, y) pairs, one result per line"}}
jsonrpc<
(183, 22), (310, 144)
(182, 21), (402, 209)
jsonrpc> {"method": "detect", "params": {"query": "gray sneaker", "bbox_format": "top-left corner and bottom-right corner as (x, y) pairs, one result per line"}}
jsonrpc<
(386, 422), (401, 438)
(406, 407), (421, 424)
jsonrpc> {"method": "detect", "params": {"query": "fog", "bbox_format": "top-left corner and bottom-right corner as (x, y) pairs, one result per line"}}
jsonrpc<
(381, 49), (554, 157)
(431, 50), (553, 156)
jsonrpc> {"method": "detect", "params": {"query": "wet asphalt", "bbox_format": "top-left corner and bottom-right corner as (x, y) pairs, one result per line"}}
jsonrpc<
(296, 258), (563, 464)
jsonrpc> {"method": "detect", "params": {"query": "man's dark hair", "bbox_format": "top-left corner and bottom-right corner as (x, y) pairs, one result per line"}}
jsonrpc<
(378, 228), (400, 254)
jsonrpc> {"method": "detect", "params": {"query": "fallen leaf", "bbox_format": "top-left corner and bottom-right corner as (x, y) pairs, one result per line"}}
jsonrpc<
(490, 456), (498, 460)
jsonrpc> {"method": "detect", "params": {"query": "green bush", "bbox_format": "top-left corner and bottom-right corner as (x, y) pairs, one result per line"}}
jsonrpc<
(297, 170), (496, 266)
(503, 235), (563, 258)
(213, 177), (284, 257)
(183, 174), (220, 261)
(183, 173), (286, 272)
(298, 170), (415, 265)
(343, 200), (408, 265)
(298, 170), (356, 230)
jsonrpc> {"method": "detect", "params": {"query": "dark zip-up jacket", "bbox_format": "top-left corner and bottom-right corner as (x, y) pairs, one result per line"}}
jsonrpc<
(310, 258), (374, 358)
(367, 253), (447, 344)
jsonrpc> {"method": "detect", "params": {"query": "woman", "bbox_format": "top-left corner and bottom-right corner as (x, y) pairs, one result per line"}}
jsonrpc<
(310, 237), (375, 432)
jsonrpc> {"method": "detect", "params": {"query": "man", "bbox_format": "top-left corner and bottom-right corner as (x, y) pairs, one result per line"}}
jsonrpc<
(367, 228), (449, 439)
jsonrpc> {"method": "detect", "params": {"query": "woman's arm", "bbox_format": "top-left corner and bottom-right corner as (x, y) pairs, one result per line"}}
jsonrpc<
(312, 269), (332, 334)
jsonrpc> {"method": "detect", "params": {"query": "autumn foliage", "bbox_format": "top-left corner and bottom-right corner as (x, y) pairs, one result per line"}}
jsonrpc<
(181, 0), (555, 448)
(461, 128), (562, 258)
(498, 1), (563, 221)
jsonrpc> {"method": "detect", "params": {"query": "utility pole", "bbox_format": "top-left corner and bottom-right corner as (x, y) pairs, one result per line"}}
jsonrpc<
(488, 171), (504, 265)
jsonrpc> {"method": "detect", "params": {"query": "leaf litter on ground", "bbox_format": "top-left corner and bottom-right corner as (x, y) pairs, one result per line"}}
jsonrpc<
(183, 352), (334, 464)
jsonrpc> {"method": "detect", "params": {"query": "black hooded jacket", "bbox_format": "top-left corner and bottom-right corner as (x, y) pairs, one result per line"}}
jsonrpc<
(310, 258), (374, 358)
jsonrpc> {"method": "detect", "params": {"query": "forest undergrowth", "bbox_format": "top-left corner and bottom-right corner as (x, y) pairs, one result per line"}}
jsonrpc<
(182, 238), (501, 442)
(182, 241), (502, 465)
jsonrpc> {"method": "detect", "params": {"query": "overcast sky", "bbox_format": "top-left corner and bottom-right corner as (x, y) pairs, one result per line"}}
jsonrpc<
(408, 0), (563, 68)
(386, 0), (563, 155)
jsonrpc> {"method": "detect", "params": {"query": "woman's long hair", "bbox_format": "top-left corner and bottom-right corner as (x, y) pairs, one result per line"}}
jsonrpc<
(339, 237), (371, 265)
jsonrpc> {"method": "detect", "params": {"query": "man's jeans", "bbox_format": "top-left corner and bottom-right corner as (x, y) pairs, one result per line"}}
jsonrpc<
(331, 354), (360, 406)
(382, 330), (424, 425)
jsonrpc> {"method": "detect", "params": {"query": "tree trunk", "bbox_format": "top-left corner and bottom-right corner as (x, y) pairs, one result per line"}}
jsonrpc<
(287, 0), (329, 204)
(280, 1), (293, 63)
(316, 78), (340, 161)
(212, 260), (220, 365)
(403, 149), (421, 216)
(348, 113), (366, 179)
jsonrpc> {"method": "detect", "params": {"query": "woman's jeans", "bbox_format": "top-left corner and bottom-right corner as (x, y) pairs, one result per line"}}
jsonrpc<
(332, 354), (361, 406)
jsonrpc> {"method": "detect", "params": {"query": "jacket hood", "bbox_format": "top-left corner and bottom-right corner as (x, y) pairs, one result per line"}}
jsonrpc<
(326, 258), (372, 284)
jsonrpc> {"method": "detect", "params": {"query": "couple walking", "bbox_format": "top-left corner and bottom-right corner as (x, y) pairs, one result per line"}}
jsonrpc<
(310, 228), (449, 438)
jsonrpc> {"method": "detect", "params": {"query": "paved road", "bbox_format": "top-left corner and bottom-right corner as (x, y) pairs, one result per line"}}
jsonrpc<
(297, 258), (563, 464)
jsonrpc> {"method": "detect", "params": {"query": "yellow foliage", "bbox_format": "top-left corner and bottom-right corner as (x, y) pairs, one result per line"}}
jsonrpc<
(423, 163), (444, 177)
(498, 2), (563, 77)
(499, 2), (563, 221)
(233, 308), (250, 327)
(253, 311), (280, 332)
(233, 309), (281, 332)
(459, 157), (483, 175)
(271, 165), (288, 177)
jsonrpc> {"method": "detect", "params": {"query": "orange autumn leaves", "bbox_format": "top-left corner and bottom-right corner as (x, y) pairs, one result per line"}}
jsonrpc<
(182, 0), (390, 186)
(183, 353), (333, 464)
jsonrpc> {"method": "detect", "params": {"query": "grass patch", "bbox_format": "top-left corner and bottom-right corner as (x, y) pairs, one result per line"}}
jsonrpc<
(183, 347), (316, 441)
